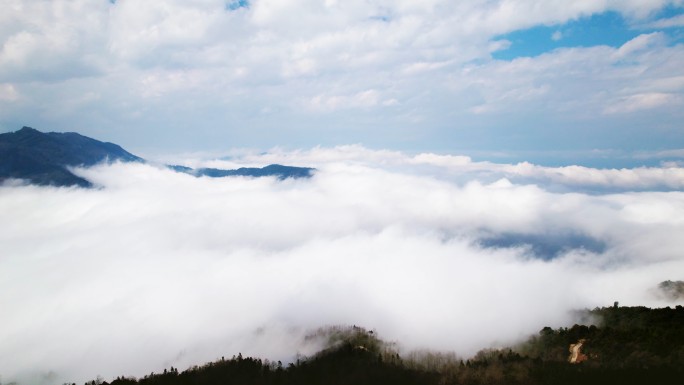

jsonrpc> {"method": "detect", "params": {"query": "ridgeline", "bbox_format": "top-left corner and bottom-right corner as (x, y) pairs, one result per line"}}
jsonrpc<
(76, 305), (683, 385)
(0, 127), (314, 187)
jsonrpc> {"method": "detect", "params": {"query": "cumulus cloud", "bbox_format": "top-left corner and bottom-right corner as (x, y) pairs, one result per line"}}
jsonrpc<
(455, 33), (684, 120)
(1, 1), (683, 151)
(2, 149), (684, 385)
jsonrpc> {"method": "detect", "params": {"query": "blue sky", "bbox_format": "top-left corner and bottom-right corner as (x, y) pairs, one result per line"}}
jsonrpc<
(1, 0), (684, 167)
(494, 7), (684, 61)
(493, 12), (637, 61)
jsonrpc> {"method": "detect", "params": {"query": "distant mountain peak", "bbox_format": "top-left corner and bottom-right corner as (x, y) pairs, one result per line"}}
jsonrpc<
(0, 126), (142, 187)
(175, 163), (315, 180)
(1, 126), (315, 187)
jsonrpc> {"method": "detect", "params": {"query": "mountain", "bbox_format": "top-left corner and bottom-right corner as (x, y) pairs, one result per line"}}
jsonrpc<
(0, 126), (314, 187)
(81, 306), (684, 385)
(0, 126), (142, 187)
(171, 164), (315, 180)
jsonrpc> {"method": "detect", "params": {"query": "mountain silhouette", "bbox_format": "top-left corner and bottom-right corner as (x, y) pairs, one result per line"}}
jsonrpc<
(0, 126), (314, 187)
(0, 126), (142, 187)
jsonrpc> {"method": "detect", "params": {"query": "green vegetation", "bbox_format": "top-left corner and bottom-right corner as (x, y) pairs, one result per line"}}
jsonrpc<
(79, 306), (683, 385)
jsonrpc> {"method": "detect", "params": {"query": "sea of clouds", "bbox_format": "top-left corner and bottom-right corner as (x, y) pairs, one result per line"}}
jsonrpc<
(2, 147), (684, 385)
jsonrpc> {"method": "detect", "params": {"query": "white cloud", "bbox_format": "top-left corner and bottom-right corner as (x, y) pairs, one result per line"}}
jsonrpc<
(646, 13), (684, 28)
(614, 31), (666, 58)
(502, 162), (684, 189)
(604, 92), (679, 114)
(224, 145), (684, 190)
(401, 60), (455, 75)
(411, 153), (473, 167)
(449, 33), (684, 127)
(0, 0), (110, 82)
(2, 150), (684, 384)
(1, 1), (683, 152)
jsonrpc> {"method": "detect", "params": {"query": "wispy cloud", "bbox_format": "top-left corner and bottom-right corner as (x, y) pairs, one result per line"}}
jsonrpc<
(603, 92), (679, 114)
(643, 13), (684, 28)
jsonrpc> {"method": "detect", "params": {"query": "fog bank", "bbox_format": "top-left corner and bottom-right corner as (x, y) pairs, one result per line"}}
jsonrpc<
(2, 148), (684, 384)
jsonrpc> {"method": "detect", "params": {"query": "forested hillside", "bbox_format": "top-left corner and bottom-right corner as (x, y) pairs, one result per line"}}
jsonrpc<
(75, 305), (683, 385)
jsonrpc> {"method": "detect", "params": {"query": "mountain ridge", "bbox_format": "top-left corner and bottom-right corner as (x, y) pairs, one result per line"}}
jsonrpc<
(0, 127), (314, 187)
(78, 306), (684, 385)
(0, 126), (143, 187)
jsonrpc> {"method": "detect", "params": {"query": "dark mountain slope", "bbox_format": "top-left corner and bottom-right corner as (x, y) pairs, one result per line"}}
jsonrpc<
(0, 126), (142, 187)
(1, 126), (314, 187)
(82, 307), (684, 385)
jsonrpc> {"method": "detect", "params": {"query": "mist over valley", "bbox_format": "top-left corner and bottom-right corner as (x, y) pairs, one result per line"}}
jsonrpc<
(2, 128), (684, 384)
